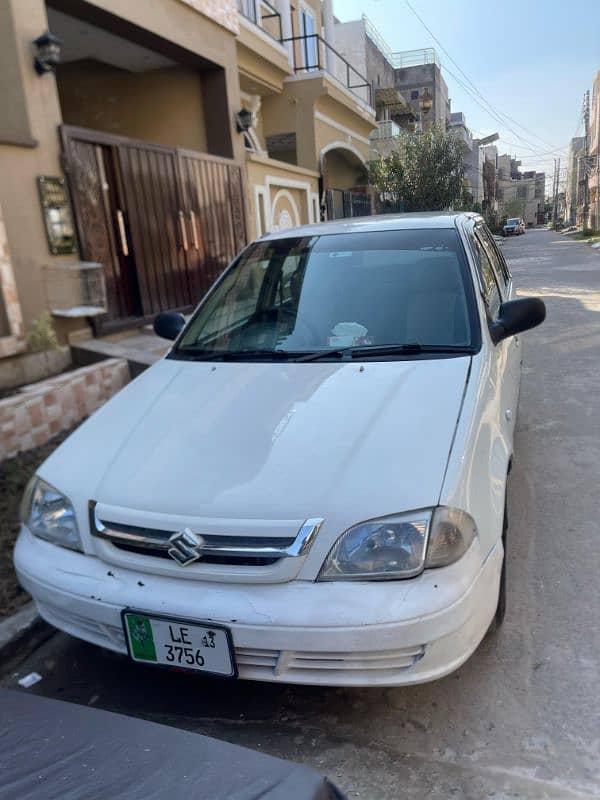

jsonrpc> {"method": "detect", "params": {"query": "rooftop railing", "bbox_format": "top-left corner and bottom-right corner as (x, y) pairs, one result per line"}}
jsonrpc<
(361, 18), (440, 72)
(391, 48), (440, 69)
(282, 33), (372, 106)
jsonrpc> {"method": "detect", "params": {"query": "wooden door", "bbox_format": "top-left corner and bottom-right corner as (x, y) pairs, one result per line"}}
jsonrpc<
(60, 128), (142, 321)
(61, 125), (248, 328)
(117, 141), (189, 317)
(177, 149), (248, 299)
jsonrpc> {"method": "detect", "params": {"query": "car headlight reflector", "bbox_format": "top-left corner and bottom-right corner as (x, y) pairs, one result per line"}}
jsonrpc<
(21, 477), (82, 551)
(318, 511), (432, 581)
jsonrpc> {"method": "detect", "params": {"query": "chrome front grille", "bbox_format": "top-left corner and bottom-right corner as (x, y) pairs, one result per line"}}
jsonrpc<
(89, 502), (323, 568)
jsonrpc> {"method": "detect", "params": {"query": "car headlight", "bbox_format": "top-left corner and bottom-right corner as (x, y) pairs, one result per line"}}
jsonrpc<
(318, 507), (476, 581)
(21, 477), (82, 551)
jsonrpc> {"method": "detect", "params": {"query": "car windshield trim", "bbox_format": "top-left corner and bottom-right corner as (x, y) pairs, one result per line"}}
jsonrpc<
(172, 343), (476, 363)
(171, 228), (482, 362)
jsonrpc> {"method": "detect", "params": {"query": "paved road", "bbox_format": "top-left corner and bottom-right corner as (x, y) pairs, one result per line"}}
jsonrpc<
(3, 230), (599, 799)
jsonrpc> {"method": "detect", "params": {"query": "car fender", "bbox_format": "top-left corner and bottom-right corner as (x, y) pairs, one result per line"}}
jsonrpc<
(438, 348), (511, 557)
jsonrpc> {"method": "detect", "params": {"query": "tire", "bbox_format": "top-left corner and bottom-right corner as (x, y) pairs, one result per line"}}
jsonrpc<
(487, 498), (508, 635)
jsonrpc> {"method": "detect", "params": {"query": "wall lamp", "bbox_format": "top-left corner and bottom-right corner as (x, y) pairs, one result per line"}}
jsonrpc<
(236, 108), (253, 133)
(33, 30), (62, 75)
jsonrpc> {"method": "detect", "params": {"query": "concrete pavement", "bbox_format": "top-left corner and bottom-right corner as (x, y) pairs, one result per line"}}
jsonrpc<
(2, 230), (599, 799)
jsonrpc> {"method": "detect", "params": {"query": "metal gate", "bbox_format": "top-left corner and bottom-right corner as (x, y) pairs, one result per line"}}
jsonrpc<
(325, 188), (372, 220)
(60, 126), (247, 331)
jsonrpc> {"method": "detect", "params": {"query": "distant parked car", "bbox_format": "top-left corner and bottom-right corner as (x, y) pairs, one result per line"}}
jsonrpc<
(15, 212), (546, 687)
(503, 218), (525, 236)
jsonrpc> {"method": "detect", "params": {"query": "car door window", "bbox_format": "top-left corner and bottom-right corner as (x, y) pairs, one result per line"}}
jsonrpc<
(472, 230), (502, 316)
(479, 226), (511, 295)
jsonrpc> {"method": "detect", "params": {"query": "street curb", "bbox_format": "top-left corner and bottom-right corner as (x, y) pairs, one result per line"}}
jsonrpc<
(0, 602), (54, 668)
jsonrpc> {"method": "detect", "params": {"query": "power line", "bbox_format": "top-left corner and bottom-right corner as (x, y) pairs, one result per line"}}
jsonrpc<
(403, 0), (564, 153)
(470, 128), (569, 158)
(440, 60), (562, 156)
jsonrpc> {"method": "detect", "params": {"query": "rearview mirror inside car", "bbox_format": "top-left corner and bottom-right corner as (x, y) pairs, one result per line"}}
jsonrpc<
(490, 297), (546, 344)
(153, 311), (186, 341)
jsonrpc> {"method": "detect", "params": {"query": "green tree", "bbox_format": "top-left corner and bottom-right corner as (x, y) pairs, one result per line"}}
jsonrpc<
(503, 198), (526, 219)
(369, 126), (468, 212)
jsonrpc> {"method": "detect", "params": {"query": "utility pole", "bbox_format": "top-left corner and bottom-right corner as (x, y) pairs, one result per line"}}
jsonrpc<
(552, 158), (559, 227)
(596, 88), (600, 230)
(583, 90), (590, 229)
(556, 157), (561, 224)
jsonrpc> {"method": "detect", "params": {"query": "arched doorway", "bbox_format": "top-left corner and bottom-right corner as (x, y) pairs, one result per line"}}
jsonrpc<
(320, 143), (371, 220)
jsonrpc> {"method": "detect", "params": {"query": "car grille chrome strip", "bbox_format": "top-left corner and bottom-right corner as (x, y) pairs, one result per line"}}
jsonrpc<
(88, 501), (323, 562)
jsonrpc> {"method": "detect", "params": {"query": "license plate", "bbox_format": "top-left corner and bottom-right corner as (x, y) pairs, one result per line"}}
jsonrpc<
(122, 611), (236, 677)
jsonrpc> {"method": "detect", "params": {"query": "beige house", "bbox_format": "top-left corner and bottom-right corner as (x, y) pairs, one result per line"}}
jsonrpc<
(0, 0), (376, 386)
(0, 0), (246, 383)
(237, 0), (376, 236)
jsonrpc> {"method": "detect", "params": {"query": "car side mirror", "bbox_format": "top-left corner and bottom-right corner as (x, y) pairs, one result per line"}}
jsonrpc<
(153, 311), (186, 341)
(490, 297), (546, 344)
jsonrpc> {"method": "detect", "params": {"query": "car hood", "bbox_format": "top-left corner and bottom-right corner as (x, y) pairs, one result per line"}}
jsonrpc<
(41, 357), (470, 530)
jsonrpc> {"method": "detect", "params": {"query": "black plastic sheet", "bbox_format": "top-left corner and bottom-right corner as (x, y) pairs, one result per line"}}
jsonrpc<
(0, 689), (343, 800)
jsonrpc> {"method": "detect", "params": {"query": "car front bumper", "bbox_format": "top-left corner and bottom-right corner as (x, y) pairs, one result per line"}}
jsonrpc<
(14, 526), (502, 687)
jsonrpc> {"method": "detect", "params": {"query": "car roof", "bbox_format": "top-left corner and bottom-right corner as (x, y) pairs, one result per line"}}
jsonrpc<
(260, 211), (481, 240)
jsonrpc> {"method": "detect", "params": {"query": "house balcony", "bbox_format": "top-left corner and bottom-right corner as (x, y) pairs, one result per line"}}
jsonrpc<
(370, 120), (401, 141)
(238, 0), (282, 40)
(282, 33), (375, 119)
(236, 0), (292, 95)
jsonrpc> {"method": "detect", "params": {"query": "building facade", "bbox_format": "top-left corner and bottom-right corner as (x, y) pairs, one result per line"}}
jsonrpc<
(565, 136), (584, 226)
(392, 50), (450, 131)
(0, 0), (247, 371)
(237, 0), (376, 233)
(448, 112), (483, 204)
(0, 0), (376, 386)
(588, 71), (600, 230)
(496, 161), (545, 227)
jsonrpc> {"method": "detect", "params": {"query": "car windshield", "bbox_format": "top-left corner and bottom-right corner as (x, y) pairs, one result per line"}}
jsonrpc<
(507, 218), (520, 225)
(175, 228), (477, 360)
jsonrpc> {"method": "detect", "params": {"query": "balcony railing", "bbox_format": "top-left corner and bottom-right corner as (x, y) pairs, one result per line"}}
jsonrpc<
(237, 0), (282, 42)
(282, 34), (372, 107)
(370, 120), (401, 140)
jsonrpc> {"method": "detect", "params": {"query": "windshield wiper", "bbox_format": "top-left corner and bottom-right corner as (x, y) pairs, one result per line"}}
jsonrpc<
(174, 348), (300, 362)
(297, 343), (472, 363)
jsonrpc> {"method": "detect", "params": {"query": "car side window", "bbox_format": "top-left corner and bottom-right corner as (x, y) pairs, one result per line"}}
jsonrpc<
(472, 230), (501, 316)
(479, 225), (511, 295)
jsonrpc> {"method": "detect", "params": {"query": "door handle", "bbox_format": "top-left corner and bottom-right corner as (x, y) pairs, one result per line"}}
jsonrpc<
(178, 210), (189, 252)
(189, 210), (199, 251)
(116, 209), (129, 256)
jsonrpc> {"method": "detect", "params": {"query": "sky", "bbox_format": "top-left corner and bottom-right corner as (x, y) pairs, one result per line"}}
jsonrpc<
(334, 0), (600, 191)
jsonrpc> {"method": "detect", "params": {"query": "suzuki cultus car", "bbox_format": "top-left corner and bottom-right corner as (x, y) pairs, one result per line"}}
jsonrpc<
(15, 213), (545, 686)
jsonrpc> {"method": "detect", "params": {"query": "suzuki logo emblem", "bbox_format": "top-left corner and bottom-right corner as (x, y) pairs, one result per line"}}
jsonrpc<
(168, 528), (205, 566)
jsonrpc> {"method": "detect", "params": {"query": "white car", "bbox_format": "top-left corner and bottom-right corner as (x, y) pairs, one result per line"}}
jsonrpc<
(15, 213), (545, 687)
(503, 217), (525, 236)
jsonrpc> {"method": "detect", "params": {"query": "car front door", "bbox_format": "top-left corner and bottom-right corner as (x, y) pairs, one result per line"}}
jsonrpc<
(478, 224), (522, 426)
(472, 223), (521, 441)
